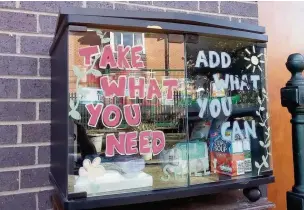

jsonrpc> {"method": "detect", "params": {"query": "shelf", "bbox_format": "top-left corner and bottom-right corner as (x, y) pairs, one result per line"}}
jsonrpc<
(188, 104), (259, 121)
(51, 173), (274, 210)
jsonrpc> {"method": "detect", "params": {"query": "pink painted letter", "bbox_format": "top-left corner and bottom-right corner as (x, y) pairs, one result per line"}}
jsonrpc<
(117, 45), (131, 69)
(139, 130), (152, 154)
(131, 46), (144, 69)
(147, 78), (162, 100)
(128, 77), (145, 99)
(102, 104), (122, 128)
(85, 103), (103, 127)
(79, 45), (100, 66)
(152, 131), (165, 155)
(99, 45), (117, 68)
(125, 131), (138, 155)
(163, 79), (178, 100)
(123, 104), (141, 126)
(105, 133), (126, 157)
(100, 75), (126, 97)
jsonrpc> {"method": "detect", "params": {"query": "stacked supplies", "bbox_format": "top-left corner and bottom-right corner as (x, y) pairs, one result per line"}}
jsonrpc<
(209, 121), (252, 177)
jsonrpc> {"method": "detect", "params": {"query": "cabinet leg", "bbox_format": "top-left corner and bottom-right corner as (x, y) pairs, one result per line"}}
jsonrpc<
(243, 187), (262, 202)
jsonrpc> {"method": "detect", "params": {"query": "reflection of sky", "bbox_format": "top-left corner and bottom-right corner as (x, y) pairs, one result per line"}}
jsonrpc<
(123, 32), (133, 46)
(80, 88), (103, 104)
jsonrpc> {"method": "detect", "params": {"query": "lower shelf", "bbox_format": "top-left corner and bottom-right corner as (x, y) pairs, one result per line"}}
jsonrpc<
(50, 172), (275, 210)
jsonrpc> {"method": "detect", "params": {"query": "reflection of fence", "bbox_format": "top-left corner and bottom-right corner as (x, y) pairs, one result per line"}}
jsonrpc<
(69, 92), (188, 130)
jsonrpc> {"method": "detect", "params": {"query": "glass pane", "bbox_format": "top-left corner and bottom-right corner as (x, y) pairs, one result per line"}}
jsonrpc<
(185, 35), (271, 185)
(113, 32), (121, 51)
(134, 33), (143, 46)
(68, 29), (188, 197)
(123, 32), (133, 47)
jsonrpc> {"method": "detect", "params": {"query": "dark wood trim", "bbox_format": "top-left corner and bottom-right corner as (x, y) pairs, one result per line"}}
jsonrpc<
(51, 174), (274, 210)
(56, 7), (265, 34)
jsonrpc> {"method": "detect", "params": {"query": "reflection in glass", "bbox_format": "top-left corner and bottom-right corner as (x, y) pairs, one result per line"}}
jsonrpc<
(185, 35), (271, 185)
(67, 29), (271, 198)
(113, 32), (121, 51)
(134, 33), (143, 46)
(68, 30), (188, 197)
(123, 32), (133, 46)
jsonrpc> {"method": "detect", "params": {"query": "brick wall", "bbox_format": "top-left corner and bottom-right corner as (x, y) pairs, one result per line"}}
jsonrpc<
(0, 1), (258, 210)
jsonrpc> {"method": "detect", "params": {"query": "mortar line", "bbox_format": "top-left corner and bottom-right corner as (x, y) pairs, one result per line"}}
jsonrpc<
(0, 142), (51, 148)
(16, 35), (20, 54)
(0, 121), (51, 125)
(0, 98), (51, 102)
(0, 30), (54, 38)
(17, 78), (21, 98)
(0, 186), (53, 196)
(17, 125), (22, 143)
(0, 53), (50, 59)
(0, 8), (58, 16)
(35, 146), (38, 164)
(36, 102), (39, 121)
(218, 1), (221, 13)
(0, 75), (51, 79)
(18, 170), (21, 189)
(36, 14), (40, 33)
(35, 193), (39, 210)
(37, 58), (40, 76)
(0, 164), (51, 172)
(114, 1), (259, 19)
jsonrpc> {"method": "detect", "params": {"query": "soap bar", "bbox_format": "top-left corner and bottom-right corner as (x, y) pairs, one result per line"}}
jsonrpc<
(85, 155), (146, 174)
(74, 171), (153, 195)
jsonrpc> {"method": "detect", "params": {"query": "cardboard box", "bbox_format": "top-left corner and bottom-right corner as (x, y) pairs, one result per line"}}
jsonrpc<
(209, 129), (245, 176)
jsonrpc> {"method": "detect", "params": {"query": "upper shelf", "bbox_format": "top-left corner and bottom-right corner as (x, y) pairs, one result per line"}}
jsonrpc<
(188, 104), (259, 121)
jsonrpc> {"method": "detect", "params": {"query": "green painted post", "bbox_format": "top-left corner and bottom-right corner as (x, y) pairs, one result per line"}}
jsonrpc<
(281, 53), (304, 210)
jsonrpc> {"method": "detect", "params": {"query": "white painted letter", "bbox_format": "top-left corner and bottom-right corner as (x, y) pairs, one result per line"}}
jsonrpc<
(230, 75), (240, 91)
(213, 74), (230, 90)
(197, 98), (208, 118)
(244, 120), (257, 139)
(195, 51), (208, 68)
(221, 52), (231, 68)
(209, 51), (220, 68)
(221, 121), (231, 141)
(221, 97), (232, 117)
(240, 74), (249, 91)
(209, 98), (221, 118)
(232, 121), (244, 141)
(250, 75), (260, 90)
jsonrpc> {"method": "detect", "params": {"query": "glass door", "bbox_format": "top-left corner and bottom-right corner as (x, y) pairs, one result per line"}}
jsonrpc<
(185, 35), (271, 185)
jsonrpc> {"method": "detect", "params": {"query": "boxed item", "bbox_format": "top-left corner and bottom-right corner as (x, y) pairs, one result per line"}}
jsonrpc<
(209, 128), (245, 176)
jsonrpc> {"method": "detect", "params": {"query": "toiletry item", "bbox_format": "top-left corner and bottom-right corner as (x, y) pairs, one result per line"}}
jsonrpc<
(74, 157), (152, 195)
(84, 155), (146, 175)
(211, 77), (226, 97)
(102, 155), (146, 175)
(190, 121), (212, 140)
(160, 140), (210, 176)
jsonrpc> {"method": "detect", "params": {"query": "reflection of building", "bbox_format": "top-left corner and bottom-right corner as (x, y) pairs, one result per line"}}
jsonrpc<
(68, 31), (188, 129)
(68, 31), (185, 93)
